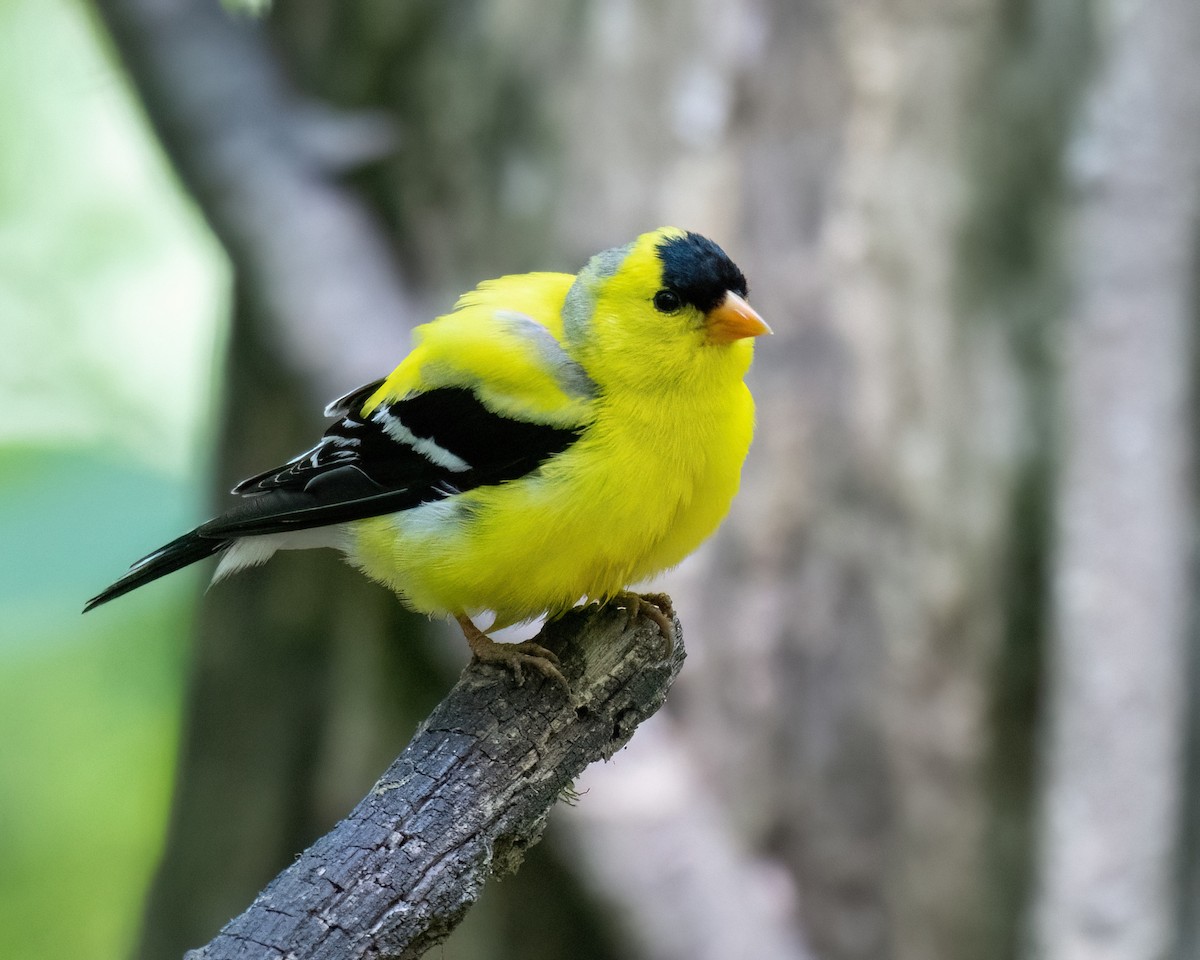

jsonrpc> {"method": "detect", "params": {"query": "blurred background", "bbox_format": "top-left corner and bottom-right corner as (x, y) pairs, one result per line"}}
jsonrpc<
(2, 1), (1198, 959)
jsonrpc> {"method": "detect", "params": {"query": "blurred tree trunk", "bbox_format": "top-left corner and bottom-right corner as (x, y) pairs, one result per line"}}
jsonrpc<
(1032, 0), (1200, 958)
(647, 2), (1087, 960)
(796, 4), (1087, 958)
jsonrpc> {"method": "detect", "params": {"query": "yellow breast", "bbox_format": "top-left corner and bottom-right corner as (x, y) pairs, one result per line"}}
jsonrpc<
(348, 378), (754, 627)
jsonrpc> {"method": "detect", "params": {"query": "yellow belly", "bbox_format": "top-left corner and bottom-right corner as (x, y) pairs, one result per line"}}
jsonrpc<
(348, 382), (754, 627)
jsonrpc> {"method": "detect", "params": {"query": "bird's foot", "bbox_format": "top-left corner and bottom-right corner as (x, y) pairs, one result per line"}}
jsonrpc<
(612, 591), (675, 658)
(456, 615), (568, 691)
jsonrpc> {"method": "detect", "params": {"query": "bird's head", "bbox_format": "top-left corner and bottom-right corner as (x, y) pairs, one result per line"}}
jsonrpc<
(563, 227), (770, 394)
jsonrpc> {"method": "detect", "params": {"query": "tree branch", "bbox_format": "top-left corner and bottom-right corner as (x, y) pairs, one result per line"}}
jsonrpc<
(183, 600), (685, 960)
(94, 0), (415, 396)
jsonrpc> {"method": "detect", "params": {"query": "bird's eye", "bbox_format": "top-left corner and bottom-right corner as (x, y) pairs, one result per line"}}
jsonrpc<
(653, 289), (682, 313)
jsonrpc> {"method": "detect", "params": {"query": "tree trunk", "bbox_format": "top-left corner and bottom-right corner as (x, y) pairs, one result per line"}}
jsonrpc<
(1032, 0), (1200, 957)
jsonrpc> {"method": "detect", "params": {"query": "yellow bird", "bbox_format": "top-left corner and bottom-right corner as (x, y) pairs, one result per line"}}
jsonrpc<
(85, 228), (770, 685)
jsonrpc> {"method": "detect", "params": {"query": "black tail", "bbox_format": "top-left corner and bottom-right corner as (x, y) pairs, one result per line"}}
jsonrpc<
(84, 531), (228, 613)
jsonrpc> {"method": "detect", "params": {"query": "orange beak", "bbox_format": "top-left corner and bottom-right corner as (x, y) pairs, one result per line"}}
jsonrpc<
(705, 291), (772, 344)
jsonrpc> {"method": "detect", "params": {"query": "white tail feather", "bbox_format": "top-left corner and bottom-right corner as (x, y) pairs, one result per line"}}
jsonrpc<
(211, 528), (350, 584)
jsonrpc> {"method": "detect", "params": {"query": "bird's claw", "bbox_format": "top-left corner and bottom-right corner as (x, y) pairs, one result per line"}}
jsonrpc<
(482, 640), (567, 689)
(457, 615), (568, 690)
(612, 591), (675, 659)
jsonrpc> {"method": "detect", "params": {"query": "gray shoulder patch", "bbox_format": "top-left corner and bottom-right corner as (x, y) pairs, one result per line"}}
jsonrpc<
(562, 241), (632, 349)
(493, 310), (597, 400)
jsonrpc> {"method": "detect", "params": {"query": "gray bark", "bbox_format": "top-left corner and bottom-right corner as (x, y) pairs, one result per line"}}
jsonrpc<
(1033, 0), (1200, 957)
(666, 2), (1083, 957)
(184, 602), (685, 960)
(823, 9), (1025, 953)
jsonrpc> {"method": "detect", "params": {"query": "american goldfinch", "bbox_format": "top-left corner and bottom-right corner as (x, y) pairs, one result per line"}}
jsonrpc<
(85, 227), (770, 685)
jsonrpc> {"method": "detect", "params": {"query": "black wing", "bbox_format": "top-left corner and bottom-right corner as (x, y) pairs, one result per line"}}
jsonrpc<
(84, 385), (583, 611)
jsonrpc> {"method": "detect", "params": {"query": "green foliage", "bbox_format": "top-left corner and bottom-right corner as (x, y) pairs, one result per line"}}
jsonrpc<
(0, 0), (228, 473)
(0, 447), (199, 958)
(0, 604), (184, 956)
(0, 0), (225, 955)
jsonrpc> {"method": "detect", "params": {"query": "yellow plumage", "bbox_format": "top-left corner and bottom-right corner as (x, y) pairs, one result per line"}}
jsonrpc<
(85, 227), (769, 680)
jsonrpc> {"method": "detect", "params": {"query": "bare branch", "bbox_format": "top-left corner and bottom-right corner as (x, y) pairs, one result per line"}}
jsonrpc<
(182, 601), (685, 960)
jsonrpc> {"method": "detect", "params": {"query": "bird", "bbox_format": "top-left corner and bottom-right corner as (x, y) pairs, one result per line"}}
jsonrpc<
(85, 227), (770, 687)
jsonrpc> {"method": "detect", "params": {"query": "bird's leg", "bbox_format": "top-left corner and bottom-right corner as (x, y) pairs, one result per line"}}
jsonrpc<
(456, 614), (568, 691)
(611, 592), (675, 658)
